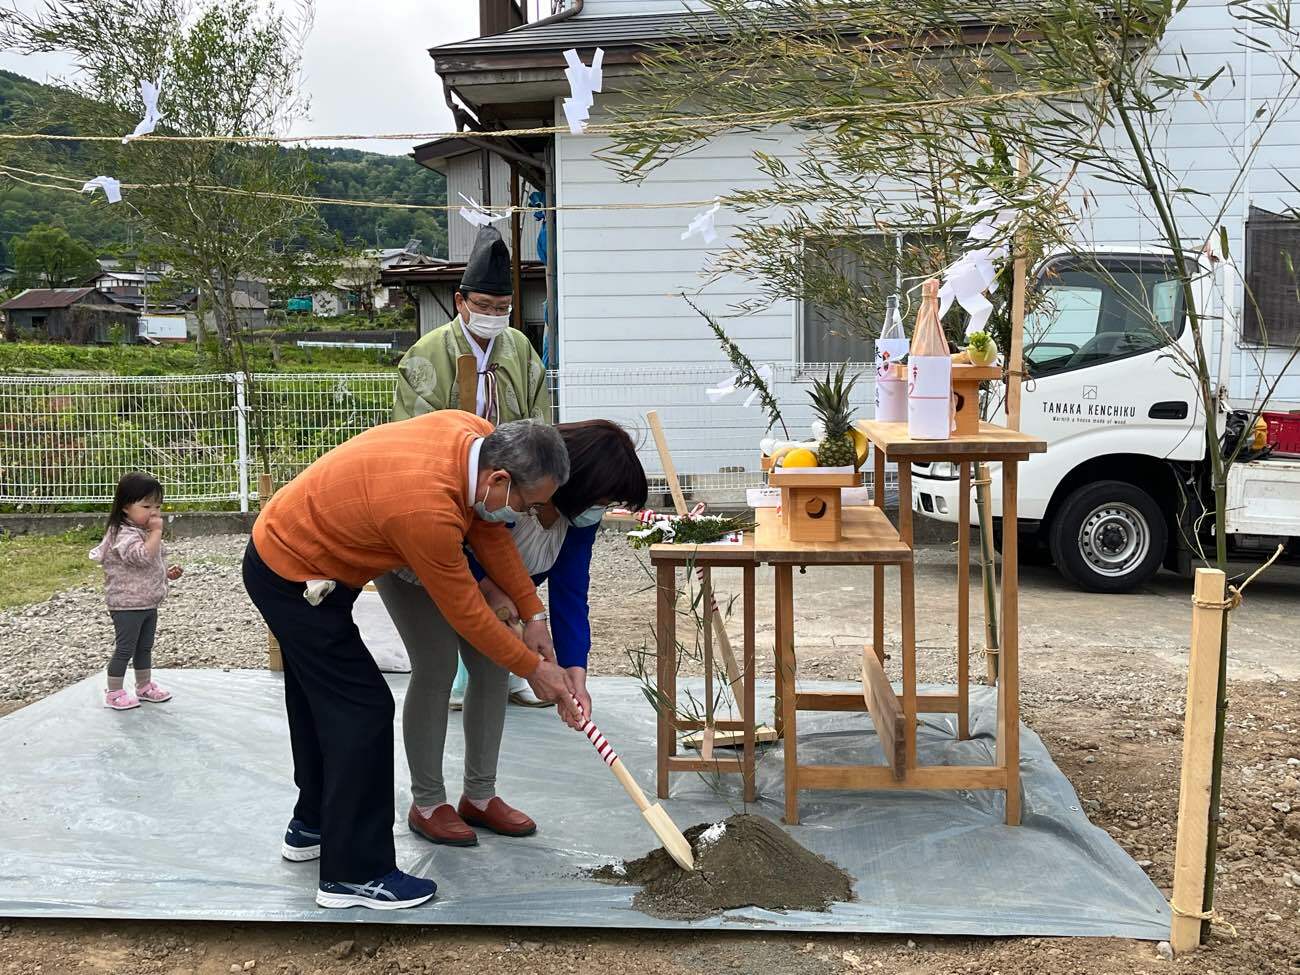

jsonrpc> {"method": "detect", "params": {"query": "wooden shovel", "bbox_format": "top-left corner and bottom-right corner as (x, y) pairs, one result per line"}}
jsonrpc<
(500, 609), (694, 870)
(574, 698), (696, 872)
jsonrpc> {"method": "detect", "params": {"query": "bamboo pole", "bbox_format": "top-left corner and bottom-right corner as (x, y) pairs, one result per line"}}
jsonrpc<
(1170, 568), (1228, 954)
(981, 148), (1030, 684)
(1007, 147), (1029, 432)
(976, 463), (1001, 684)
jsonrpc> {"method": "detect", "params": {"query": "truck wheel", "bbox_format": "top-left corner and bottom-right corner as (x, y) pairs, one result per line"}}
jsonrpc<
(1049, 481), (1166, 593)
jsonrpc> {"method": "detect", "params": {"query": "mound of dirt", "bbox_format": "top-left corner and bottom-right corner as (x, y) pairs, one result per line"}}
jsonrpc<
(591, 814), (853, 920)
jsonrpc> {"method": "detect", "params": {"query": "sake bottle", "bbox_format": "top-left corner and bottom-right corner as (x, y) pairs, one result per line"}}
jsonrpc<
(907, 279), (953, 439)
(874, 295), (909, 422)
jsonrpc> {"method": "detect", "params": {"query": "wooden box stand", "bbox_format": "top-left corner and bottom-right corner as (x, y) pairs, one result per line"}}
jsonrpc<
(767, 469), (859, 542)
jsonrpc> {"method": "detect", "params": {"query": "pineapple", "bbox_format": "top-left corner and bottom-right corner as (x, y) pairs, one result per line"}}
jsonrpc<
(809, 364), (860, 468)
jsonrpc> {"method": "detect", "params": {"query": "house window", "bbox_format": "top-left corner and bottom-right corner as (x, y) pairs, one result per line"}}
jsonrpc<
(1244, 207), (1300, 346)
(800, 233), (941, 363)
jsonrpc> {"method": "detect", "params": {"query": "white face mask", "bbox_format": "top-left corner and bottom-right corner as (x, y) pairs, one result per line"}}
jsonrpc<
(569, 506), (605, 528)
(474, 477), (524, 523)
(464, 310), (509, 340)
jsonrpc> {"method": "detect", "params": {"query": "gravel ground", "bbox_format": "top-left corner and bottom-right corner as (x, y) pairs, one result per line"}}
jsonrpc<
(1, 529), (1298, 974)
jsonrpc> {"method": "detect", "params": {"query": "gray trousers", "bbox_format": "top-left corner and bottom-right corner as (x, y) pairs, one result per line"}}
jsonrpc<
(373, 571), (509, 807)
(107, 609), (157, 679)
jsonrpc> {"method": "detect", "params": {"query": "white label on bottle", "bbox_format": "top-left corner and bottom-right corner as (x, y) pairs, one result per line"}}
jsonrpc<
(908, 355), (952, 398)
(876, 376), (907, 422)
(874, 339), (909, 379)
(907, 355), (953, 440)
(908, 395), (950, 440)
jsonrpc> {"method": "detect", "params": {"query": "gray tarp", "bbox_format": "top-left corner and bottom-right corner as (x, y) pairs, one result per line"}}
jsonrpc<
(0, 671), (1170, 937)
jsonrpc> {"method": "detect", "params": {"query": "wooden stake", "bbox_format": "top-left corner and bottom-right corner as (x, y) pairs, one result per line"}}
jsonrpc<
(1170, 568), (1228, 955)
(1007, 147), (1029, 432)
(646, 410), (688, 516)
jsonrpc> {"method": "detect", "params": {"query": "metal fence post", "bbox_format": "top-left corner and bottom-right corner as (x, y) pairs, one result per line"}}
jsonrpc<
(234, 372), (250, 514)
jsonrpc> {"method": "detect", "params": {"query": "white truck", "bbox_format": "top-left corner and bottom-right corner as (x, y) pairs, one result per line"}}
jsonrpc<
(911, 247), (1300, 592)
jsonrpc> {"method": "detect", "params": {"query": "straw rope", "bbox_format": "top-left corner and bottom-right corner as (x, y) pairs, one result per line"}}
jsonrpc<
(0, 84), (1101, 146)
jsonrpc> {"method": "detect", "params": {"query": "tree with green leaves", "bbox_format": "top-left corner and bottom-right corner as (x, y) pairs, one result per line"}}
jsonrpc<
(11, 224), (100, 288)
(605, 0), (1300, 942)
(1, 0), (320, 347)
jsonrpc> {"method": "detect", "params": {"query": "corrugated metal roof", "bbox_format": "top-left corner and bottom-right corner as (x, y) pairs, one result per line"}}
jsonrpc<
(432, 7), (1032, 57)
(433, 11), (724, 56)
(0, 287), (102, 310)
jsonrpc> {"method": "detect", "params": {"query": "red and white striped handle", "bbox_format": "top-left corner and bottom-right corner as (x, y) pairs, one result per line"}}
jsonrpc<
(575, 698), (618, 767)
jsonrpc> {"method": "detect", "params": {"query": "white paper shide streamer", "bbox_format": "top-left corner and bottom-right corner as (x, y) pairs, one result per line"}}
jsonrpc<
(123, 78), (163, 144)
(682, 201), (721, 245)
(705, 362), (773, 409)
(457, 193), (511, 228)
(937, 198), (1016, 336)
(80, 175), (122, 204)
(562, 48), (604, 134)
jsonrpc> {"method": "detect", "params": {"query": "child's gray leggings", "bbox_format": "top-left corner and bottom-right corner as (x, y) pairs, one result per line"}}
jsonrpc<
(108, 608), (157, 678)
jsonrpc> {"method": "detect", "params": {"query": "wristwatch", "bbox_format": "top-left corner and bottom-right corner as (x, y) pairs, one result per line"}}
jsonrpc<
(526, 611), (549, 623)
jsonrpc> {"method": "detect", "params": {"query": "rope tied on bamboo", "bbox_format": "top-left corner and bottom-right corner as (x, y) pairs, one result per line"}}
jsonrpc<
(1169, 900), (1239, 939)
(1190, 544), (1284, 612)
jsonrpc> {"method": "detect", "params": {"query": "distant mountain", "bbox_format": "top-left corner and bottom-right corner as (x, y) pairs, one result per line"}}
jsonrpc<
(0, 69), (448, 258)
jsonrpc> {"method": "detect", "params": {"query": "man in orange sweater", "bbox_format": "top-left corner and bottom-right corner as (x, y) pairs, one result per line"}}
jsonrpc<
(242, 411), (577, 910)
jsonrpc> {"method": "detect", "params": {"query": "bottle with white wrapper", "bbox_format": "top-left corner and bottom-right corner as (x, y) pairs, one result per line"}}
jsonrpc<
(907, 279), (953, 440)
(874, 294), (908, 422)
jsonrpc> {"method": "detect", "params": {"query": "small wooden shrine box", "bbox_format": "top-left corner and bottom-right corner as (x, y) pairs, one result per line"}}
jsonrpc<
(767, 469), (859, 542)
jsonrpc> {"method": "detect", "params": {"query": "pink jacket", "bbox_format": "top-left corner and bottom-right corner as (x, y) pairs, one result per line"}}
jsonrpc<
(89, 524), (167, 611)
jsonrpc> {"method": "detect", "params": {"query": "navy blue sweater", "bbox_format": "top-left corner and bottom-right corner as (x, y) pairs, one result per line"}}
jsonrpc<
(467, 522), (597, 670)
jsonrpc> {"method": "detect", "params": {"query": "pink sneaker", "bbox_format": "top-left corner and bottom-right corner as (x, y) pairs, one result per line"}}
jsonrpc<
(105, 689), (139, 710)
(135, 681), (172, 704)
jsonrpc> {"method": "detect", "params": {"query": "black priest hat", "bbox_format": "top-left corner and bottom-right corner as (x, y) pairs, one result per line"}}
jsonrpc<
(460, 226), (513, 297)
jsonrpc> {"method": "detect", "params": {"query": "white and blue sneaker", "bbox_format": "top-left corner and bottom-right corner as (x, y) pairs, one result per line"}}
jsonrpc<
(316, 869), (438, 910)
(281, 819), (321, 862)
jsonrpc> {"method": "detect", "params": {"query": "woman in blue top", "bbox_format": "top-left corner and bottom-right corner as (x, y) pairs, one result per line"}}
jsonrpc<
(383, 419), (647, 847)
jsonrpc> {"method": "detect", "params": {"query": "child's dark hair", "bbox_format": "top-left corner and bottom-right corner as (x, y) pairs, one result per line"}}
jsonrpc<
(107, 471), (164, 532)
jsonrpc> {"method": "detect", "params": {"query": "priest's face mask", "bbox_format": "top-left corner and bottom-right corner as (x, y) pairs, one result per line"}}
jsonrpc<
(457, 291), (513, 319)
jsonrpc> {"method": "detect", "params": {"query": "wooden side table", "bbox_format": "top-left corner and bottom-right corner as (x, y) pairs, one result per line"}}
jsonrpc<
(752, 505), (913, 824)
(648, 540), (759, 803)
(857, 419), (1047, 826)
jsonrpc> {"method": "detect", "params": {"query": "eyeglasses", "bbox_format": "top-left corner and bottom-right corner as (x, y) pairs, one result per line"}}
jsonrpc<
(464, 294), (513, 316)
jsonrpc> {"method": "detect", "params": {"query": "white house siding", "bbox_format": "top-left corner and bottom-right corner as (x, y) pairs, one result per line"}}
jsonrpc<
(553, 0), (1300, 473)
(445, 152), (542, 264)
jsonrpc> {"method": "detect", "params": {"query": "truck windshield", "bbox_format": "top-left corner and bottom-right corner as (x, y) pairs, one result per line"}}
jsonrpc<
(1025, 257), (1184, 377)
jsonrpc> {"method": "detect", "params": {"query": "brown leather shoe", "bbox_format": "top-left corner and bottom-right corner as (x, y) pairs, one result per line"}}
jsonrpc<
(407, 802), (477, 846)
(456, 796), (537, 838)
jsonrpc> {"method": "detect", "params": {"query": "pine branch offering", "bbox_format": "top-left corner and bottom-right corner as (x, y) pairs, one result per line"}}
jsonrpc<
(628, 512), (754, 548)
(684, 294), (790, 438)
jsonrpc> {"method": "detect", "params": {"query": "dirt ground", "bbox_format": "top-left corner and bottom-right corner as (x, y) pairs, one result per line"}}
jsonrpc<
(1, 531), (1298, 975)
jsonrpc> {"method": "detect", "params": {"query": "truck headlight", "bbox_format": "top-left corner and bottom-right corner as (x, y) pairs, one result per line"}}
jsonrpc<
(928, 462), (959, 479)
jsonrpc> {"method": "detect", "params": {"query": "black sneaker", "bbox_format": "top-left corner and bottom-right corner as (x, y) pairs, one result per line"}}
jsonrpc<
(316, 869), (438, 910)
(281, 818), (321, 862)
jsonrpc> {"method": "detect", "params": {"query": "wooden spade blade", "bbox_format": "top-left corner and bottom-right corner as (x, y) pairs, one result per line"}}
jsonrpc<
(641, 802), (695, 871)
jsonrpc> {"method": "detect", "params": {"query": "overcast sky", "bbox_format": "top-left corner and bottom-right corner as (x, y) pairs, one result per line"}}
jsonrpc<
(0, 0), (494, 155)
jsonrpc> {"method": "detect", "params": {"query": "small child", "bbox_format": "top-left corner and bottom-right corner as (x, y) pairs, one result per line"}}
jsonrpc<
(89, 472), (183, 711)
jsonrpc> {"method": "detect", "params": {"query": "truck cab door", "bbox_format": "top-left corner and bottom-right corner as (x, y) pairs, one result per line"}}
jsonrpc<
(987, 253), (1199, 519)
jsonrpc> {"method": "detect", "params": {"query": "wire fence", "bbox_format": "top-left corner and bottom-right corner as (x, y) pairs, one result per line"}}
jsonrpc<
(0, 364), (884, 509)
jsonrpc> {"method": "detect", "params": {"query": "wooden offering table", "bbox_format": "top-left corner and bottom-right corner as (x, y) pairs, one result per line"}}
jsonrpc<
(851, 419), (1047, 827)
(648, 538), (759, 803)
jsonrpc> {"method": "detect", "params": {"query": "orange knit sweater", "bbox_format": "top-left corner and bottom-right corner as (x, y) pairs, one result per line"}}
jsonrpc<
(252, 411), (545, 677)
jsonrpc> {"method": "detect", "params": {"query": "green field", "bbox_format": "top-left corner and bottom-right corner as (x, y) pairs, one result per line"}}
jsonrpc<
(0, 525), (102, 609)
(0, 340), (401, 376)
